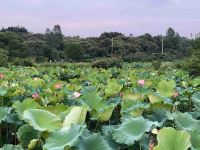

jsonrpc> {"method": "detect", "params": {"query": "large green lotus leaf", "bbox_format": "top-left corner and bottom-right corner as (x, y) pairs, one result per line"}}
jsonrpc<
(154, 127), (191, 150)
(13, 99), (41, 119)
(5, 113), (22, 126)
(0, 144), (23, 150)
(82, 91), (104, 110)
(23, 109), (62, 132)
(140, 134), (151, 150)
(47, 91), (65, 104)
(75, 133), (112, 150)
(105, 79), (122, 97)
(191, 78), (200, 87)
(28, 78), (45, 89)
(122, 90), (145, 101)
(0, 107), (8, 123)
(102, 126), (121, 150)
(150, 102), (173, 110)
(148, 94), (163, 104)
(43, 104), (69, 116)
(192, 92), (200, 109)
(0, 88), (7, 96)
(122, 93), (140, 101)
(156, 80), (176, 97)
(43, 125), (85, 150)
(133, 86), (149, 97)
(190, 131), (200, 150)
(123, 93), (145, 102)
(122, 100), (149, 117)
(17, 124), (38, 148)
(167, 111), (200, 131)
(112, 117), (155, 145)
(81, 90), (114, 119)
(144, 109), (167, 127)
(189, 110), (200, 119)
(62, 106), (88, 130)
(97, 105), (115, 122)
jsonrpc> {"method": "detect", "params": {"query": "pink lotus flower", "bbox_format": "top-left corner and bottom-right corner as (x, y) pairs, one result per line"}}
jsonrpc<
(138, 79), (145, 86)
(173, 91), (179, 98)
(73, 92), (81, 98)
(55, 83), (62, 90)
(0, 73), (5, 79)
(32, 93), (40, 99)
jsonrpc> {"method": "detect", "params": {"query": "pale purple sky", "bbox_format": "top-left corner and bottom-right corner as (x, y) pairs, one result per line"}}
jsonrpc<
(0, 0), (200, 37)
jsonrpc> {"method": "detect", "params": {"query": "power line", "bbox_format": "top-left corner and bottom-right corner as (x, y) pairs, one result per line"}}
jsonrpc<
(162, 35), (164, 54)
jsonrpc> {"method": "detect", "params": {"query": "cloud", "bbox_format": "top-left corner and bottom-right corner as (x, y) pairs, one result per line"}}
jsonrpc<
(0, 0), (199, 37)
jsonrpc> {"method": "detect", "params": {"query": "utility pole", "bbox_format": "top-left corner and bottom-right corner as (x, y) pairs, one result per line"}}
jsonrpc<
(161, 36), (164, 54)
(111, 38), (114, 57)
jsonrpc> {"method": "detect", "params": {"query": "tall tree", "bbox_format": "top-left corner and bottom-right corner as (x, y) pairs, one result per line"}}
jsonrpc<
(165, 27), (180, 51)
(45, 25), (64, 51)
(0, 48), (8, 66)
(1, 26), (28, 34)
(64, 42), (84, 60)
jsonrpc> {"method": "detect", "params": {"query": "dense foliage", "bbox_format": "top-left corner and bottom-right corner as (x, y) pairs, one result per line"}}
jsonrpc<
(0, 26), (193, 63)
(183, 37), (200, 77)
(0, 63), (200, 149)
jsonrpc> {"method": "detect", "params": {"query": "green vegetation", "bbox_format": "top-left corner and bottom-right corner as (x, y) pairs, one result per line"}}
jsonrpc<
(0, 62), (200, 149)
(0, 48), (8, 67)
(0, 26), (193, 63)
(183, 38), (200, 77)
(0, 25), (200, 150)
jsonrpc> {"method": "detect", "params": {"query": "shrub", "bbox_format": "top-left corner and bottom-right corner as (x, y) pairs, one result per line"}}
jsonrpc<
(123, 52), (176, 62)
(0, 48), (8, 67)
(152, 60), (162, 70)
(159, 62), (174, 71)
(183, 57), (200, 77)
(64, 42), (84, 61)
(122, 52), (153, 62)
(11, 58), (34, 67)
(183, 38), (200, 77)
(92, 57), (122, 69)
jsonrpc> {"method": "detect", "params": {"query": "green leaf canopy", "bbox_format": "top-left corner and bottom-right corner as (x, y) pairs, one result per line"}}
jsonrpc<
(13, 99), (41, 119)
(0, 144), (23, 150)
(112, 117), (156, 146)
(75, 133), (112, 150)
(167, 111), (200, 131)
(190, 131), (200, 150)
(43, 125), (85, 150)
(156, 80), (175, 97)
(192, 92), (200, 109)
(17, 124), (38, 148)
(62, 106), (88, 130)
(23, 109), (62, 132)
(0, 107), (8, 123)
(154, 127), (191, 150)
(0, 88), (7, 97)
(105, 79), (122, 96)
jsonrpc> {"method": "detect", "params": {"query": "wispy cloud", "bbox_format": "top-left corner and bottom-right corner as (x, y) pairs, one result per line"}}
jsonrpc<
(0, 0), (199, 37)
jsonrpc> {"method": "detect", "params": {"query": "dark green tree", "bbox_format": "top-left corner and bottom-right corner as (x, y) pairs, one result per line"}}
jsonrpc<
(184, 38), (200, 76)
(45, 25), (64, 51)
(1, 26), (28, 34)
(0, 32), (26, 57)
(165, 27), (180, 52)
(64, 42), (84, 60)
(0, 48), (8, 66)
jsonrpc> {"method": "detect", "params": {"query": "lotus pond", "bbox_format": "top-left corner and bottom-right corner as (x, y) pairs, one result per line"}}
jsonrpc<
(0, 63), (200, 150)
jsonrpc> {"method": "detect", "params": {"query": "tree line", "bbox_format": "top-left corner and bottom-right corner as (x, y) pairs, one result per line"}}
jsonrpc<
(0, 25), (194, 63)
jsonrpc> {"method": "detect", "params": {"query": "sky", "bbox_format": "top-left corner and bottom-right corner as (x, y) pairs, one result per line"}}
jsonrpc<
(0, 0), (200, 37)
